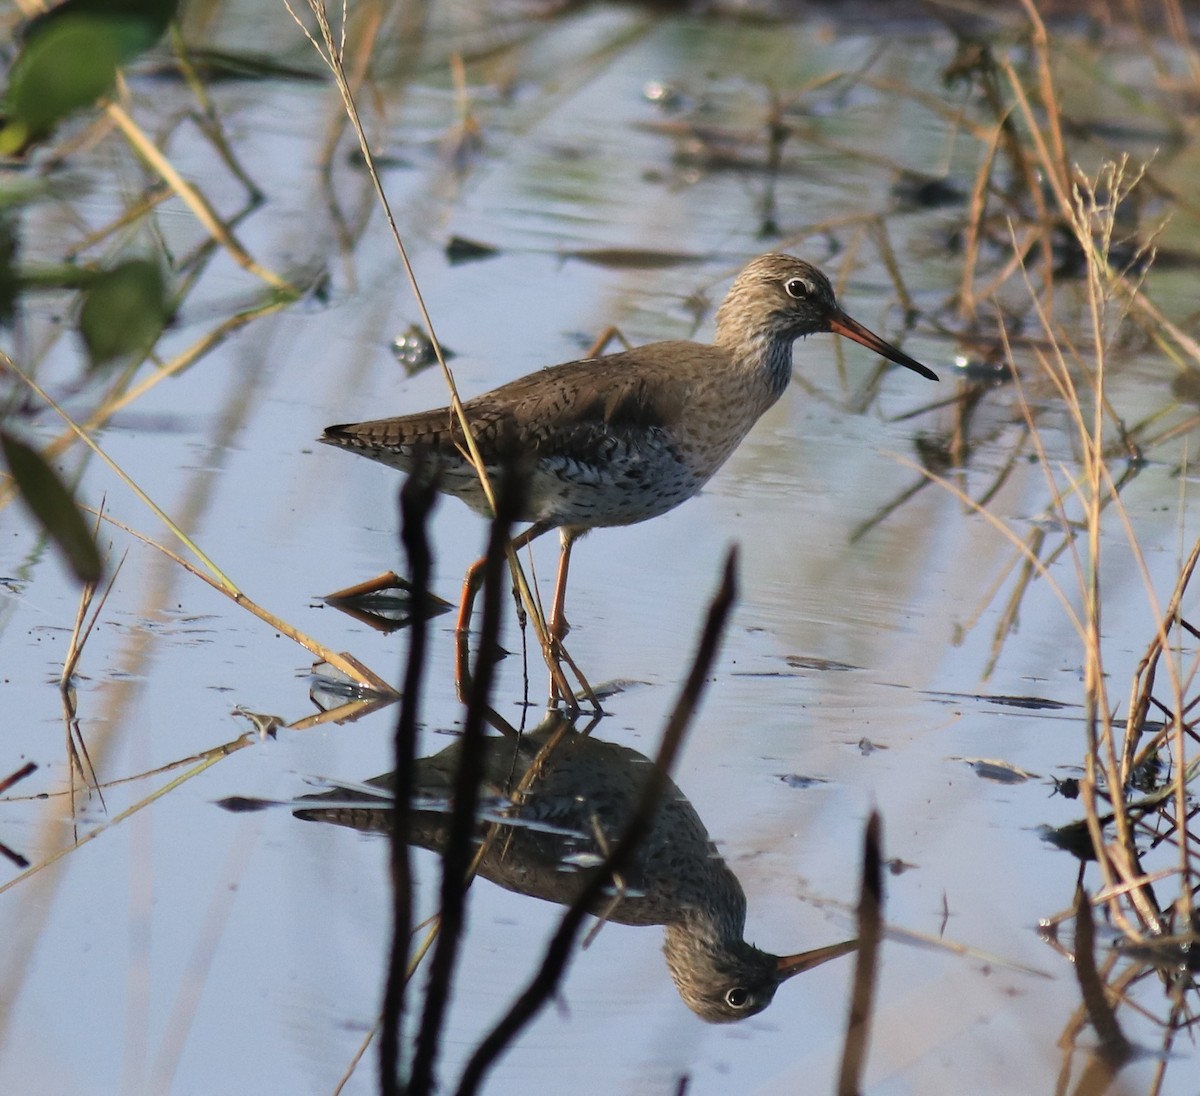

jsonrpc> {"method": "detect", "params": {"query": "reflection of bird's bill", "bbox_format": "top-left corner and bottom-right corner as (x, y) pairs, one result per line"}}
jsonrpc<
(775, 937), (859, 980)
(827, 311), (938, 381)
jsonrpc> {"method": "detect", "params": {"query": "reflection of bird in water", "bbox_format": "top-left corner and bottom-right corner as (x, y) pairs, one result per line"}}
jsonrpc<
(295, 715), (855, 1022)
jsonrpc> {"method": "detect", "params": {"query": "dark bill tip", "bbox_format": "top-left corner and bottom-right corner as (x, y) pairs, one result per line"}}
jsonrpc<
(775, 938), (859, 981)
(828, 311), (938, 382)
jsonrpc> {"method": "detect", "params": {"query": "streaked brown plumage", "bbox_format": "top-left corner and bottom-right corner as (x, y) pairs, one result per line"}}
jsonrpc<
(321, 253), (936, 635)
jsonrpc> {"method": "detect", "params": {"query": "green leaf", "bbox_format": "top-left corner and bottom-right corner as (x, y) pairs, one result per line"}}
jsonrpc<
(79, 258), (168, 367)
(0, 18), (125, 152)
(22, 0), (178, 49)
(0, 0), (180, 152)
(1, 429), (102, 584)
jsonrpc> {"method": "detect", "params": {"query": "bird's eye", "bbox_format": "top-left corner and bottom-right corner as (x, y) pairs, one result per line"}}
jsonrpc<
(725, 987), (752, 1009)
(785, 277), (813, 300)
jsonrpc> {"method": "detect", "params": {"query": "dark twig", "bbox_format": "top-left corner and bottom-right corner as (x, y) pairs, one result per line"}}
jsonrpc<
(408, 467), (524, 1094)
(453, 549), (740, 1096)
(837, 811), (884, 1096)
(381, 468), (439, 1096)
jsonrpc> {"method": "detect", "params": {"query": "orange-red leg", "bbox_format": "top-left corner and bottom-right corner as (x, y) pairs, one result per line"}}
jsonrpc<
(455, 522), (550, 635)
(549, 528), (578, 643)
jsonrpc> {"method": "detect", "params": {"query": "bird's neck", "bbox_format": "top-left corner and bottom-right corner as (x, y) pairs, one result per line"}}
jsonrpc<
(662, 910), (761, 1009)
(664, 877), (748, 948)
(723, 330), (795, 404)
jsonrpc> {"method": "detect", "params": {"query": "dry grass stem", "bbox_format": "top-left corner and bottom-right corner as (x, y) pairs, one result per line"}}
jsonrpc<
(103, 103), (291, 291)
(59, 503), (124, 687)
(282, 0), (565, 658)
(92, 508), (395, 694)
(0, 745), (242, 898)
(4, 352), (237, 588)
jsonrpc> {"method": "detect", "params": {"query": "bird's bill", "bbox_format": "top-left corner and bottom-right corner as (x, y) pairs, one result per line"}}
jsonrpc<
(775, 937), (859, 981)
(828, 311), (938, 381)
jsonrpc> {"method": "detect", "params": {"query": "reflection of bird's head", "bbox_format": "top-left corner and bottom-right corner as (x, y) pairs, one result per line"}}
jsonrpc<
(665, 932), (790, 1022)
(664, 921), (858, 1023)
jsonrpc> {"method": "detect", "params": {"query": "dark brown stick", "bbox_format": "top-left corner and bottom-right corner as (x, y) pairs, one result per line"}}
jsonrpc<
(837, 811), (884, 1096)
(380, 469), (438, 1095)
(408, 466), (524, 1094)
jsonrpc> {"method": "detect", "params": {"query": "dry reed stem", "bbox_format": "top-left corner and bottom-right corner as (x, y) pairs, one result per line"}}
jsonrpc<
(1002, 207), (1142, 931)
(3, 352), (236, 586)
(285, 694), (398, 731)
(1072, 884), (1132, 1065)
(1063, 170), (1198, 932)
(92, 509), (396, 694)
(62, 685), (106, 818)
(1018, 0), (1070, 192)
(282, 0), (566, 664)
(958, 119), (1007, 319)
(103, 103), (291, 291)
(60, 548), (125, 687)
(1099, 480), (1195, 917)
(991, 37), (1199, 947)
(983, 60), (1055, 304)
(912, 149), (1195, 931)
(59, 506), (103, 686)
(0, 743), (244, 897)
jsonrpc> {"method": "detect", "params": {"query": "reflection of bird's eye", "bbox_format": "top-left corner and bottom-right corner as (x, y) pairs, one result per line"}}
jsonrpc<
(785, 278), (812, 300)
(725, 987), (751, 1009)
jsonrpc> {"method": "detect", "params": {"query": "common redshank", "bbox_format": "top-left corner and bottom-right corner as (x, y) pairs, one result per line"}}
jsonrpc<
(321, 253), (936, 637)
(294, 713), (857, 1021)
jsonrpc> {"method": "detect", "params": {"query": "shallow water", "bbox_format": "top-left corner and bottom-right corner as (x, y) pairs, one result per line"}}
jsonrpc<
(1, 3), (1198, 1094)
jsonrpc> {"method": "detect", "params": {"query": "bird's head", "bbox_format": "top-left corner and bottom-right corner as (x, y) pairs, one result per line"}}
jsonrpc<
(664, 926), (858, 1023)
(715, 253), (937, 382)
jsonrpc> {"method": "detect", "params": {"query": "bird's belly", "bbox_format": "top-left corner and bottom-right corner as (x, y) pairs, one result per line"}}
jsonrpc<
(527, 447), (706, 529)
(400, 419), (751, 529)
